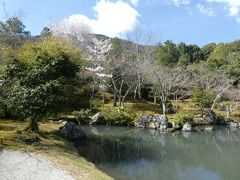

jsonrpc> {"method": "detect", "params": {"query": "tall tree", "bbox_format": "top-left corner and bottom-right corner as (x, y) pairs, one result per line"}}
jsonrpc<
(154, 41), (179, 66)
(106, 38), (137, 107)
(1, 36), (82, 131)
(0, 17), (30, 48)
(146, 64), (190, 115)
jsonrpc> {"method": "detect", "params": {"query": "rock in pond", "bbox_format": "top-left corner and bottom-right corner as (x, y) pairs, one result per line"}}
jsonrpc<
(153, 114), (168, 124)
(135, 114), (152, 128)
(155, 115), (169, 130)
(182, 122), (192, 131)
(229, 121), (239, 127)
(59, 122), (86, 141)
(205, 109), (218, 125)
(135, 114), (170, 130)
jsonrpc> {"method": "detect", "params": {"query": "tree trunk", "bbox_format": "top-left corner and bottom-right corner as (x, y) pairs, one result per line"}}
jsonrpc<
(89, 95), (94, 111)
(118, 95), (122, 107)
(137, 81), (141, 99)
(153, 96), (157, 104)
(102, 93), (105, 107)
(138, 87), (141, 99)
(113, 91), (117, 107)
(121, 96), (127, 108)
(162, 102), (166, 115)
(200, 106), (204, 117)
(29, 116), (39, 132)
(134, 86), (137, 99)
(227, 110), (231, 119)
(211, 95), (219, 110)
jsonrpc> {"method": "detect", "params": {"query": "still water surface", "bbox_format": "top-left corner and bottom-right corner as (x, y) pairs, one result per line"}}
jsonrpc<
(76, 126), (240, 180)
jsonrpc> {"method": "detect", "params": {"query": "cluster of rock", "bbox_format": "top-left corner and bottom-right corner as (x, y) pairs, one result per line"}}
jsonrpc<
(135, 109), (240, 132)
(135, 114), (173, 130)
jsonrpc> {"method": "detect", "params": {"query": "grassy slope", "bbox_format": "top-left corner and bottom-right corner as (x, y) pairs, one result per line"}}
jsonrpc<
(60, 93), (240, 123)
(0, 120), (112, 180)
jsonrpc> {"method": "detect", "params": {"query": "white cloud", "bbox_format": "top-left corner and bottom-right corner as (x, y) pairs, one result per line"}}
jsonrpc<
(205, 0), (240, 22)
(197, 3), (216, 16)
(230, 6), (239, 16)
(51, 0), (139, 37)
(168, 0), (191, 7)
(130, 0), (139, 6)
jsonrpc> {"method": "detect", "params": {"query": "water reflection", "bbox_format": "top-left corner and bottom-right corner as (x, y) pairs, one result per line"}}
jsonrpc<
(76, 126), (240, 180)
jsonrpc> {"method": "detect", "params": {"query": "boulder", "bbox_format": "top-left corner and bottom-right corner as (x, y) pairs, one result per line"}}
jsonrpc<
(135, 114), (152, 127)
(59, 122), (86, 141)
(136, 114), (170, 130)
(205, 109), (217, 125)
(149, 122), (158, 129)
(159, 124), (168, 131)
(229, 121), (239, 128)
(153, 114), (169, 130)
(153, 115), (168, 125)
(172, 122), (181, 130)
(182, 122), (192, 131)
(90, 113), (106, 125)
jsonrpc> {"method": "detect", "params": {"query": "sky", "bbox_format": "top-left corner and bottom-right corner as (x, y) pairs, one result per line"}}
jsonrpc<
(0, 0), (240, 46)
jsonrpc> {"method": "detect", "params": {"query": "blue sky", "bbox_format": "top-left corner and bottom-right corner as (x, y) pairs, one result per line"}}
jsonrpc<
(0, 0), (240, 46)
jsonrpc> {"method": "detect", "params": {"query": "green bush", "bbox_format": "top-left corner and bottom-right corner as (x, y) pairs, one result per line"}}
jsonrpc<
(100, 107), (136, 126)
(174, 112), (193, 125)
(73, 109), (91, 124)
(192, 88), (215, 114)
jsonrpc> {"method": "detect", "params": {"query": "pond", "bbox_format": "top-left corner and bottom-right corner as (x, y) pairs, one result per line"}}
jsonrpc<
(76, 126), (240, 180)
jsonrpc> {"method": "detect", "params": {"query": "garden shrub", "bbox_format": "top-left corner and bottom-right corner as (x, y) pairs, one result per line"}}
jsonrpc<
(73, 109), (91, 124)
(100, 107), (136, 126)
(174, 112), (193, 125)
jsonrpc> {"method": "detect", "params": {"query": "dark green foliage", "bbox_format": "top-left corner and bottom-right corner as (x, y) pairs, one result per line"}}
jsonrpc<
(0, 103), (6, 118)
(202, 43), (216, 60)
(155, 41), (204, 66)
(187, 45), (204, 63)
(1, 37), (81, 131)
(178, 43), (203, 64)
(206, 43), (229, 69)
(0, 17), (30, 48)
(154, 41), (179, 66)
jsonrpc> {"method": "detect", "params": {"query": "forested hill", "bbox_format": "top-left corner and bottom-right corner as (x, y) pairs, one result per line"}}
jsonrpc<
(69, 32), (240, 83)
(64, 32), (240, 70)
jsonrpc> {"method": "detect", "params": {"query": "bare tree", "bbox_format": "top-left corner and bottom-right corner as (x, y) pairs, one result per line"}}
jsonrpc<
(224, 88), (240, 119)
(106, 38), (138, 107)
(192, 63), (233, 110)
(146, 64), (190, 115)
(109, 55), (137, 107)
(126, 27), (158, 99)
(83, 66), (111, 111)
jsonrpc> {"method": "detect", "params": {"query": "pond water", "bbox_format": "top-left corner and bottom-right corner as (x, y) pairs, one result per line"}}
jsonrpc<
(76, 126), (240, 180)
